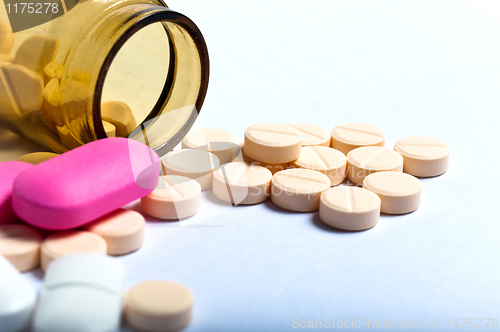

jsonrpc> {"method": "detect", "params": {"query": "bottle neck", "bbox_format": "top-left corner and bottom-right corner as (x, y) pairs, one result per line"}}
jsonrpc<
(62, 2), (209, 156)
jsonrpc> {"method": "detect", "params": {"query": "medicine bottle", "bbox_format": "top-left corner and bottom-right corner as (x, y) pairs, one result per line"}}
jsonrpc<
(0, 0), (209, 156)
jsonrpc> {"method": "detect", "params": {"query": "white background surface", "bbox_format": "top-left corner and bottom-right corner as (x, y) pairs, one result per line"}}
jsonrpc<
(1, 1), (500, 331)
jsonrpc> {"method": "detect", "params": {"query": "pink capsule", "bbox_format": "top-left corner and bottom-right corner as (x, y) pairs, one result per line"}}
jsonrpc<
(0, 161), (33, 224)
(12, 138), (160, 230)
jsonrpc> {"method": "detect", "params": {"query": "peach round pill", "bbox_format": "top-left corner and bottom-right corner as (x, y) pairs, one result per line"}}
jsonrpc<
(17, 152), (58, 165)
(394, 136), (450, 177)
(331, 123), (386, 155)
(244, 122), (302, 163)
(319, 186), (381, 231)
(125, 280), (193, 332)
(290, 123), (331, 147)
(101, 101), (137, 137)
(161, 149), (219, 190)
(271, 168), (330, 212)
(84, 209), (145, 256)
(213, 162), (272, 205)
(182, 128), (238, 164)
(12, 138), (160, 230)
(363, 171), (422, 214)
(290, 146), (347, 186)
(347, 146), (403, 185)
(237, 143), (288, 174)
(0, 161), (32, 224)
(141, 175), (201, 220)
(0, 224), (42, 272)
(40, 231), (107, 271)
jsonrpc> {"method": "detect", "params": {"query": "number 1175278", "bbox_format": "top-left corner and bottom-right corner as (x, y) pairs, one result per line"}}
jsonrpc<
(447, 318), (498, 329)
(6, 2), (59, 14)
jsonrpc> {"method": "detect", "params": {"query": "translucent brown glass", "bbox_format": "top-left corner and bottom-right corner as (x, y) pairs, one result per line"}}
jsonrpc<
(0, 0), (209, 156)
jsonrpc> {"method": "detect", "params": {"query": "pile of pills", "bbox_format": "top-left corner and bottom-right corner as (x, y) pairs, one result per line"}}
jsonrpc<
(171, 123), (448, 231)
(0, 121), (449, 331)
(0, 19), (138, 149)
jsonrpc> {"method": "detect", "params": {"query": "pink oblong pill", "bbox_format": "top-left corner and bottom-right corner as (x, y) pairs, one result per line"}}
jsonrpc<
(0, 161), (33, 224)
(12, 138), (160, 230)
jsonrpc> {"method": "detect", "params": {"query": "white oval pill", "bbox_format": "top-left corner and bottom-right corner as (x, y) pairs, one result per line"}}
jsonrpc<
(363, 171), (422, 214)
(40, 231), (107, 271)
(84, 209), (145, 256)
(141, 175), (201, 220)
(182, 128), (238, 164)
(0, 224), (42, 272)
(331, 123), (386, 155)
(162, 149), (220, 190)
(271, 168), (330, 212)
(213, 162), (272, 205)
(319, 186), (381, 231)
(347, 146), (403, 185)
(394, 136), (450, 177)
(244, 122), (302, 163)
(125, 280), (193, 332)
(290, 146), (347, 186)
(290, 123), (331, 147)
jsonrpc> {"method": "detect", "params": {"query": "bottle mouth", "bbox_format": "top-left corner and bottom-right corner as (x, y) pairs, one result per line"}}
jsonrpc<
(93, 7), (209, 157)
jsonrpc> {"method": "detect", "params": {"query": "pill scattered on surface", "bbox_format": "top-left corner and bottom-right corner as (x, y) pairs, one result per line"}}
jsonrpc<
(0, 161), (32, 224)
(0, 255), (37, 332)
(17, 151), (58, 165)
(182, 128), (238, 164)
(363, 171), (422, 214)
(237, 143), (288, 174)
(13, 138), (160, 230)
(125, 280), (193, 332)
(346, 146), (403, 185)
(319, 186), (381, 231)
(40, 231), (107, 271)
(394, 136), (450, 177)
(0, 63), (44, 117)
(84, 209), (145, 256)
(290, 123), (331, 147)
(0, 19), (14, 54)
(271, 168), (330, 212)
(103, 120), (116, 138)
(0, 224), (42, 272)
(101, 101), (137, 137)
(33, 253), (124, 332)
(162, 149), (219, 190)
(244, 122), (302, 163)
(331, 123), (386, 155)
(14, 35), (59, 77)
(290, 146), (347, 186)
(213, 162), (272, 205)
(141, 175), (201, 220)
